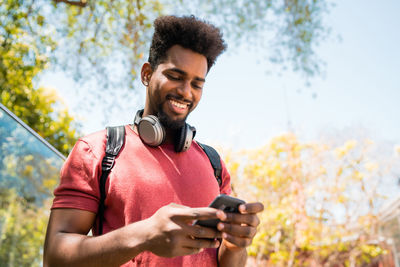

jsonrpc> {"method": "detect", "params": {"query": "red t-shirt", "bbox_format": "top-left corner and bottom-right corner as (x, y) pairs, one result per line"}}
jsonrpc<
(52, 125), (232, 266)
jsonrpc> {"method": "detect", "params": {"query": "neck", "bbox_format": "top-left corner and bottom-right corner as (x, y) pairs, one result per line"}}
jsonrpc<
(164, 128), (179, 145)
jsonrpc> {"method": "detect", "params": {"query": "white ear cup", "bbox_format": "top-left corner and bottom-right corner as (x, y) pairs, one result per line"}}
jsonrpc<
(134, 109), (195, 152)
(137, 115), (165, 146)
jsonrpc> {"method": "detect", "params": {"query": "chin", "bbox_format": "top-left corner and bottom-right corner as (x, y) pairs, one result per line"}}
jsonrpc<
(158, 110), (187, 130)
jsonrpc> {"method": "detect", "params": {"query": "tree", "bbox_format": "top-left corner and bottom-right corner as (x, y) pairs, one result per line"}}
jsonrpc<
(222, 133), (398, 266)
(0, 3), (78, 264)
(0, 190), (53, 267)
(1, 0), (333, 138)
(0, 0), (80, 156)
(52, 0), (331, 93)
(2, 0), (332, 108)
(0, 1), (334, 265)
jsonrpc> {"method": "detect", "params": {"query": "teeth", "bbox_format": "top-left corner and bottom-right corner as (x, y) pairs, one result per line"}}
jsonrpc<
(170, 100), (188, 109)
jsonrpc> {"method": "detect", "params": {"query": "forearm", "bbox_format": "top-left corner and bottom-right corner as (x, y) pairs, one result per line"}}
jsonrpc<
(44, 219), (151, 267)
(218, 240), (248, 267)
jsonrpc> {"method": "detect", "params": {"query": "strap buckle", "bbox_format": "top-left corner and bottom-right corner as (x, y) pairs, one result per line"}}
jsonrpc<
(101, 153), (115, 171)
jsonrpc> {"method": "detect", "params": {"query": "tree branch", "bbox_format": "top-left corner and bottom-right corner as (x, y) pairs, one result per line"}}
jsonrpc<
(53, 0), (87, 7)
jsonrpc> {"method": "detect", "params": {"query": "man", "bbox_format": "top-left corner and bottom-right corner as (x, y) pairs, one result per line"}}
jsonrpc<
(44, 15), (264, 267)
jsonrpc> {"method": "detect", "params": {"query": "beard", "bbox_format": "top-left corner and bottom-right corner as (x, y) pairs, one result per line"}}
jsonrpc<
(157, 104), (187, 130)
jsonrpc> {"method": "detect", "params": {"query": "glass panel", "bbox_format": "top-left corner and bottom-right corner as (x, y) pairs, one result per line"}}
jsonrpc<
(0, 105), (64, 266)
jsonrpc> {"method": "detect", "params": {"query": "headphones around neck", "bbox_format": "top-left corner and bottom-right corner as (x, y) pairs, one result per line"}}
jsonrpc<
(134, 109), (196, 152)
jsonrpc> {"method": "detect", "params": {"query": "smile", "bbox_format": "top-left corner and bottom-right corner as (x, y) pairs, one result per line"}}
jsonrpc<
(170, 99), (189, 109)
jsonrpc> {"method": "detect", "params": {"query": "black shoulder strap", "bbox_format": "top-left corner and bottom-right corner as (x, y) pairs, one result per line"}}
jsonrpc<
(97, 132), (222, 235)
(98, 126), (125, 235)
(197, 142), (223, 187)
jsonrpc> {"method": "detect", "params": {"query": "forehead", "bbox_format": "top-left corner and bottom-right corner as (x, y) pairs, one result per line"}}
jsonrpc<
(158, 45), (208, 78)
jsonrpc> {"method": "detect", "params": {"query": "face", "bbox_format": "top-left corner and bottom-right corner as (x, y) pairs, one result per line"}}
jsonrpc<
(142, 45), (207, 129)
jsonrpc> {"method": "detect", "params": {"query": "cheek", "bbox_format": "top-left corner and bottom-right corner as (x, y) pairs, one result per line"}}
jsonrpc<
(191, 90), (202, 108)
(195, 90), (203, 102)
(147, 84), (162, 110)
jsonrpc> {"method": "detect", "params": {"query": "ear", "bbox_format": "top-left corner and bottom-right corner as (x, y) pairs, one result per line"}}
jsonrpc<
(141, 62), (153, 86)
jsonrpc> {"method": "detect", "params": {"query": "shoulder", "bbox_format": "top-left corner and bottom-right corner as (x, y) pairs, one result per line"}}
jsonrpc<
(75, 125), (140, 159)
(193, 141), (232, 194)
(193, 141), (221, 165)
(76, 128), (108, 160)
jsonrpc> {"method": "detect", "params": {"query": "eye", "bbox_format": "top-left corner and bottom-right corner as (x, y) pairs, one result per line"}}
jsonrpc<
(192, 83), (203, 90)
(166, 73), (181, 81)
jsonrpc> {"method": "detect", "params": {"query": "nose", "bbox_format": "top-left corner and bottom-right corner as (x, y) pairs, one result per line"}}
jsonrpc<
(177, 81), (192, 100)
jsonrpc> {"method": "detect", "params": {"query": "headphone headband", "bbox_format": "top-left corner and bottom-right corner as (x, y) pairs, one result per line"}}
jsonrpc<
(134, 109), (144, 126)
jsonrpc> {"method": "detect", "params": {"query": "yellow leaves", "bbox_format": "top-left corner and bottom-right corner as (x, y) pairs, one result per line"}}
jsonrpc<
(43, 177), (58, 190)
(0, 188), (53, 265)
(319, 165), (327, 175)
(223, 133), (393, 265)
(361, 244), (385, 258)
(394, 145), (400, 156)
(22, 165), (34, 178)
(334, 140), (357, 158)
(336, 166), (343, 176)
(353, 171), (364, 181)
(364, 161), (379, 172)
(337, 195), (348, 204)
(364, 138), (375, 145)
(345, 140), (357, 150)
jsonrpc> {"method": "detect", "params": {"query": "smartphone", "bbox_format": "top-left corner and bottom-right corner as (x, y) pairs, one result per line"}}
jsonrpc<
(194, 194), (245, 229)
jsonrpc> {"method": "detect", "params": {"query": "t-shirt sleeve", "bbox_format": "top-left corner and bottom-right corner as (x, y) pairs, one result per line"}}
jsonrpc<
(219, 159), (232, 195)
(51, 139), (102, 213)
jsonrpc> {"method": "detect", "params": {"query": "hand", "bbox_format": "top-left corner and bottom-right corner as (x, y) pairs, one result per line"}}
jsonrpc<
(144, 203), (222, 258)
(216, 202), (264, 249)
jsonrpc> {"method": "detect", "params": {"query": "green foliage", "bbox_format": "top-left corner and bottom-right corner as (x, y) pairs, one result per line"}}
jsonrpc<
(1, 0), (332, 134)
(2, 0), (333, 120)
(53, 0), (163, 98)
(1, 86), (79, 156)
(0, 111), (63, 266)
(51, 0), (331, 96)
(0, 189), (50, 267)
(0, 3), (77, 263)
(0, 0), (79, 156)
(171, 0), (331, 77)
(0, 1), (333, 265)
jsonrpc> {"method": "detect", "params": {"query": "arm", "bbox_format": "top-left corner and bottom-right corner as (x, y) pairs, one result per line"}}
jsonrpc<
(217, 202), (264, 267)
(43, 208), (150, 267)
(43, 204), (223, 267)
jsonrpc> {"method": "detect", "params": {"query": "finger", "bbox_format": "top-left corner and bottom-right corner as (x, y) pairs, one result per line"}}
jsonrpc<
(168, 203), (190, 209)
(217, 223), (257, 239)
(221, 233), (252, 248)
(220, 212), (260, 227)
(183, 224), (223, 239)
(182, 236), (220, 249)
(238, 202), (264, 214)
(172, 207), (219, 221)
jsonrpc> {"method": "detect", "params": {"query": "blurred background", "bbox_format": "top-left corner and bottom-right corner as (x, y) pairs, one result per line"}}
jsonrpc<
(1, 0), (399, 266)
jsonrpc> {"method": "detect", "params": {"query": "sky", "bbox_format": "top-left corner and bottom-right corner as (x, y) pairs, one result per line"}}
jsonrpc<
(40, 0), (400, 151)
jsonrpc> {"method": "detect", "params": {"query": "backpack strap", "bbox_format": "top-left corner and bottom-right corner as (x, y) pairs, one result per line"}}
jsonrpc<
(98, 126), (125, 235)
(97, 130), (222, 235)
(197, 142), (223, 187)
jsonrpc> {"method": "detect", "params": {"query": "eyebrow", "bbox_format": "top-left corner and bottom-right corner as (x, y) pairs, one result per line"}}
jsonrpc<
(167, 68), (206, 82)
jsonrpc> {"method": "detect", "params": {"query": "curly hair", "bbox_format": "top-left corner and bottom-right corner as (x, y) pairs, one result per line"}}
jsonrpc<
(148, 15), (227, 72)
